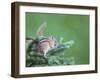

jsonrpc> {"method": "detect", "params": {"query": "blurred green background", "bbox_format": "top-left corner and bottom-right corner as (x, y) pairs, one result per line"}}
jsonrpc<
(25, 12), (89, 65)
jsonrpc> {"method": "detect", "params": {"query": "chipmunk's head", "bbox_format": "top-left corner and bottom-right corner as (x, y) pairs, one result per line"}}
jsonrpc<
(48, 36), (58, 48)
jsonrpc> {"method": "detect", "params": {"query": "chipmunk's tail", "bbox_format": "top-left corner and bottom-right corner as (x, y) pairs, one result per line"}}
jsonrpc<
(36, 22), (47, 37)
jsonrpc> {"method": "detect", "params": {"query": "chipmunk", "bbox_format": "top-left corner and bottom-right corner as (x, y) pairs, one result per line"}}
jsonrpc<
(33, 22), (58, 58)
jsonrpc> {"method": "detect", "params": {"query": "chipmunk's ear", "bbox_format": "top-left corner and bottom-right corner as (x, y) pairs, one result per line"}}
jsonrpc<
(36, 22), (47, 37)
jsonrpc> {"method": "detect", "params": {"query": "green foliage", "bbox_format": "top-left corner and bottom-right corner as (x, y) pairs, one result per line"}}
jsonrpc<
(26, 38), (75, 67)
